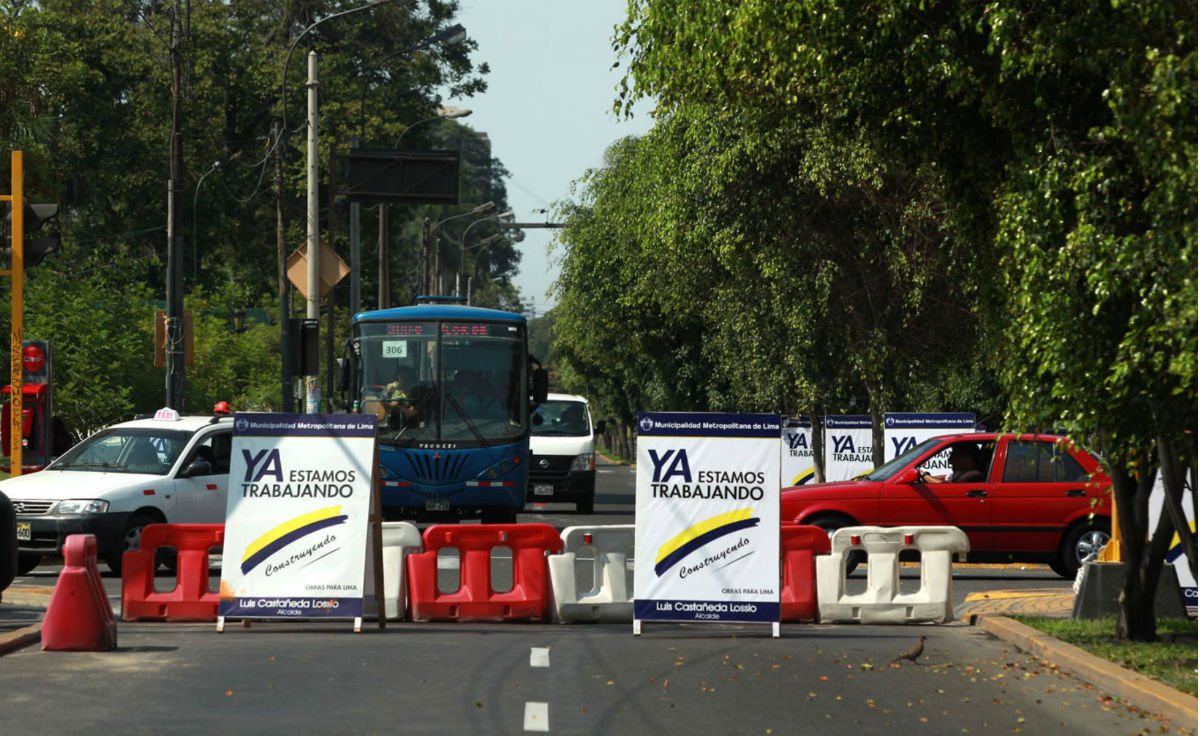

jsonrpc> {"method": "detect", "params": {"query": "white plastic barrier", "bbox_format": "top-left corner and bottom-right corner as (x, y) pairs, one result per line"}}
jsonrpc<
(363, 521), (423, 620)
(816, 526), (969, 624)
(548, 524), (634, 623)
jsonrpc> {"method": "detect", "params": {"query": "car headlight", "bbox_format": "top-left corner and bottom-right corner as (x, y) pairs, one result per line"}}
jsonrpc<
(571, 453), (594, 472)
(55, 499), (109, 515)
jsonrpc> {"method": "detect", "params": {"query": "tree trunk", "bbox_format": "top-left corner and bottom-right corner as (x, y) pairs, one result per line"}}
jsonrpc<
(1111, 447), (1168, 641)
(809, 410), (825, 484)
(1157, 434), (1197, 580)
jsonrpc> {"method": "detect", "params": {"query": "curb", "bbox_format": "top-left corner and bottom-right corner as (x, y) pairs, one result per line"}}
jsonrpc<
(972, 613), (1197, 727)
(0, 624), (40, 655)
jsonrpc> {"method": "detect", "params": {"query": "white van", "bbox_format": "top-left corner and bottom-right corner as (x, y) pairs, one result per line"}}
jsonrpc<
(527, 393), (605, 513)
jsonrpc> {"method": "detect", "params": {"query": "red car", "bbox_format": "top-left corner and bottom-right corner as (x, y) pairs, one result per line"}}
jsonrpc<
(780, 433), (1111, 578)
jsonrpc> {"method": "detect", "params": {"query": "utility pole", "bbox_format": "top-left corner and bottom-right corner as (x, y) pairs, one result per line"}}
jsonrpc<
(305, 51), (320, 414)
(275, 121), (293, 412)
(421, 217), (431, 295)
(349, 137), (361, 316)
(164, 0), (186, 410)
(378, 206), (390, 308)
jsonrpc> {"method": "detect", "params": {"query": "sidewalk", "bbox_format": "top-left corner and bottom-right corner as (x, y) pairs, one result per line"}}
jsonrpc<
(958, 587), (1196, 727)
(0, 584), (51, 655)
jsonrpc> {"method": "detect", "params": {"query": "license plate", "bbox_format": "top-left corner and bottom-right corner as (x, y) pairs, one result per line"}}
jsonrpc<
(533, 484), (554, 496)
(16, 522), (31, 541)
(424, 499), (449, 511)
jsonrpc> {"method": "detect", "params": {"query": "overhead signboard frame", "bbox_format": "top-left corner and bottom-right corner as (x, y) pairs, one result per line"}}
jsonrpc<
(343, 149), (460, 204)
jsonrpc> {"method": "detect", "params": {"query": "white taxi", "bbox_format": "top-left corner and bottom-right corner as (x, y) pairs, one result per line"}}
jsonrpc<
(2, 408), (232, 574)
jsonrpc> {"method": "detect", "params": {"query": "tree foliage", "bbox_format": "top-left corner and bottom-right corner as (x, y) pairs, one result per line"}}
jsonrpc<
(0, 0), (515, 432)
(555, 0), (1197, 639)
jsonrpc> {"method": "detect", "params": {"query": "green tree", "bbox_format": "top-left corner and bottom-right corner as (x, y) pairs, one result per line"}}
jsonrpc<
(0, 0), (515, 424)
(612, 0), (1196, 639)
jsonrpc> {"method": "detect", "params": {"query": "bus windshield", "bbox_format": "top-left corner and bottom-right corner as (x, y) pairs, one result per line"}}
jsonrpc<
(354, 320), (526, 446)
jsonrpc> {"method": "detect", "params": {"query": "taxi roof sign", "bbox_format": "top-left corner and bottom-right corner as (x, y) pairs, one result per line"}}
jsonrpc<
(153, 407), (181, 421)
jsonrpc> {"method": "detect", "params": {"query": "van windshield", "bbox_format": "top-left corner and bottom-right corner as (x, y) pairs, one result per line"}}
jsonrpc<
(531, 400), (590, 437)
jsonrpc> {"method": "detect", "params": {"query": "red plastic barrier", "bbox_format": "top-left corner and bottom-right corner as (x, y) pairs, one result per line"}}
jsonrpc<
(42, 534), (117, 651)
(121, 524), (224, 622)
(780, 524), (830, 622)
(407, 524), (563, 622)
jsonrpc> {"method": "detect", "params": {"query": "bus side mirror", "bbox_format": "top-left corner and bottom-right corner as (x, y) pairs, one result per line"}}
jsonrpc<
(532, 368), (549, 404)
(336, 357), (351, 393)
(594, 419), (606, 435)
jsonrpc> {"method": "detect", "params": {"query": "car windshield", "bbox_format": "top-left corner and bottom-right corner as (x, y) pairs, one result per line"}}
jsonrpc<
(860, 438), (943, 481)
(531, 400), (590, 437)
(50, 427), (192, 475)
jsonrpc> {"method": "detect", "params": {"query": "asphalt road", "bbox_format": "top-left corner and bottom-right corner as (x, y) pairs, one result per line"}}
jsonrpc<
(6, 462), (1174, 734)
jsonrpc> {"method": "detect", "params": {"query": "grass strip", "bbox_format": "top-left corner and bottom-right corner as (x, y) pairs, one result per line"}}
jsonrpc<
(1012, 615), (1197, 696)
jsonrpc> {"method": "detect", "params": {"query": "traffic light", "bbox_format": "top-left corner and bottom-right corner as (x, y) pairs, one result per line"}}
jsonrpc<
(4, 202), (59, 267)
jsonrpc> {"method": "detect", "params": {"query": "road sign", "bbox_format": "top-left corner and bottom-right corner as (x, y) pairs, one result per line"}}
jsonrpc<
(287, 240), (349, 298)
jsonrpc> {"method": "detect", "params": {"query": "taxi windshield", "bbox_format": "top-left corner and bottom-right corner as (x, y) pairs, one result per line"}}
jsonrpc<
(51, 427), (192, 475)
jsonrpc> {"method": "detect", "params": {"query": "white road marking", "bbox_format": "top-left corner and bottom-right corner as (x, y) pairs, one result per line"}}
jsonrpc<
(530, 646), (550, 668)
(523, 702), (549, 732)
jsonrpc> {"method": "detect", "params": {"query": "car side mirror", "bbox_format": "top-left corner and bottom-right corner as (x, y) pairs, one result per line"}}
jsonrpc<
(896, 468), (921, 485)
(594, 419), (606, 435)
(181, 458), (213, 478)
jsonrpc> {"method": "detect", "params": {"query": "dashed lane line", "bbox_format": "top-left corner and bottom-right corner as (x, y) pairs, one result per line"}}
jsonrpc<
(525, 646), (551, 732)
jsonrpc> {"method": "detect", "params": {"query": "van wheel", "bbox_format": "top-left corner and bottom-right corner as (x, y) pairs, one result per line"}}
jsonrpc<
(576, 496), (594, 514)
(481, 509), (516, 525)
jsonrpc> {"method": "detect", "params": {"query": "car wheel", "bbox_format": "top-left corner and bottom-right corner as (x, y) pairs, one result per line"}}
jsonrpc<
(105, 513), (159, 575)
(16, 553), (41, 575)
(807, 514), (863, 574)
(481, 508), (517, 525)
(1057, 521), (1111, 579)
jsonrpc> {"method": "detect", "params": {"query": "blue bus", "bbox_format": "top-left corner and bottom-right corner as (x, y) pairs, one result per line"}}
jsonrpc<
(341, 299), (547, 522)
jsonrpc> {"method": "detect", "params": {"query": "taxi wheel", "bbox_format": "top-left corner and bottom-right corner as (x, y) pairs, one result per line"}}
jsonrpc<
(16, 553), (41, 575)
(105, 513), (161, 575)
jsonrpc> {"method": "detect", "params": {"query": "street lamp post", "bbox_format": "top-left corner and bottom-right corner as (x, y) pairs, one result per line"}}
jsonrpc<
(276, 0), (389, 413)
(425, 201), (494, 295)
(376, 106), (471, 310)
(352, 23), (467, 311)
(461, 233), (503, 303)
(455, 210), (513, 296)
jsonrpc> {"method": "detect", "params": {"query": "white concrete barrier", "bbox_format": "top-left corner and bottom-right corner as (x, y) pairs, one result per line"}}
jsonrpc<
(816, 526), (969, 624)
(364, 521), (423, 620)
(549, 525), (634, 623)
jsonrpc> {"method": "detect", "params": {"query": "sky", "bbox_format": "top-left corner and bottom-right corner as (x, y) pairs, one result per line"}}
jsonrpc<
(447, 1), (655, 313)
